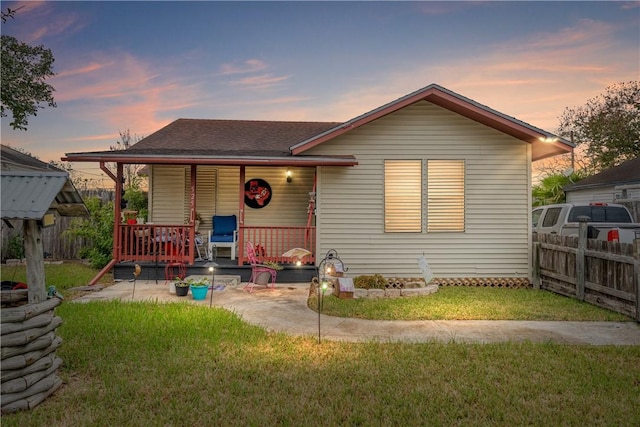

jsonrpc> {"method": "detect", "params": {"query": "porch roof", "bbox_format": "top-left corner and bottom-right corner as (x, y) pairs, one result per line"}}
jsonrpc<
(62, 150), (358, 166)
(63, 119), (357, 166)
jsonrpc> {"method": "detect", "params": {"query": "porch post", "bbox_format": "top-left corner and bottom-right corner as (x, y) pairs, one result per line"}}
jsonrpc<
(114, 163), (124, 262)
(189, 165), (196, 264)
(238, 165), (245, 266)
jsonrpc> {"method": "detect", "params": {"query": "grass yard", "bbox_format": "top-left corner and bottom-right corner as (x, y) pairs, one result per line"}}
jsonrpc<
(2, 301), (640, 426)
(310, 286), (632, 321)
(0, 262), (113, 297)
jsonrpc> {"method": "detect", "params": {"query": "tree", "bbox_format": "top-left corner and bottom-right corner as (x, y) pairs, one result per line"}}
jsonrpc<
(109, 129), (145, 190)
(1, 8), (57, 130)
(557, 81), (639, 172)
(1, 37), (57, 130)
(532, 171), (585, 207)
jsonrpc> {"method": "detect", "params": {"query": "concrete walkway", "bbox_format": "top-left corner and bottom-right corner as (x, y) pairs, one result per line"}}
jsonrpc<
(72, 280), (640, 345)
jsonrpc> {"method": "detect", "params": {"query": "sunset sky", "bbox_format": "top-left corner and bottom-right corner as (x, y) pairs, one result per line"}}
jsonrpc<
(1, 1), (638, 186)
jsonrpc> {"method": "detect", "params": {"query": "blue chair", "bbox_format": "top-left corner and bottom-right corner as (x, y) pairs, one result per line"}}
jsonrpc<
(208, 215), (238, 260)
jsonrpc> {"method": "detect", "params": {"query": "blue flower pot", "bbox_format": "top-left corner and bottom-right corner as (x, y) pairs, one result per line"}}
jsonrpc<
(190, 285), (208, 301)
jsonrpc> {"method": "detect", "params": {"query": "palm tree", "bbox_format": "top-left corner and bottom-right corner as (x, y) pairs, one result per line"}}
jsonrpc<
(532, 172), (584, 206)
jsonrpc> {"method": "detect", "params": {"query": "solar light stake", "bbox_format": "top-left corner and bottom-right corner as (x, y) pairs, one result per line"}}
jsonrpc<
(316, 249), (346, 344)
(209, 266), (215, 308)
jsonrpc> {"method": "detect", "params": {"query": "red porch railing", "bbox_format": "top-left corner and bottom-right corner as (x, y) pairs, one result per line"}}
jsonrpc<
(118, 224), (316, 266)
(239, 226), (316, 265)
(119, 224), (195, 264)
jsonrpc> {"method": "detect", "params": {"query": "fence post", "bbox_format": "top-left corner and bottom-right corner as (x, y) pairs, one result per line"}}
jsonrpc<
(576, 217), (588, 301)
(634, 232), (640, 322)
(532, 237), (540, 290)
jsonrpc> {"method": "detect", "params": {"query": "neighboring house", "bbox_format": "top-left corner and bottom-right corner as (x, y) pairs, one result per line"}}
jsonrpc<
(563, 157), (640, 222)
(64, 84), (572, 282)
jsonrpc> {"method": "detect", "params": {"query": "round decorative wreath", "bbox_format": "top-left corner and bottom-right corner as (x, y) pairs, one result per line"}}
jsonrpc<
(244, 178), (272, 209)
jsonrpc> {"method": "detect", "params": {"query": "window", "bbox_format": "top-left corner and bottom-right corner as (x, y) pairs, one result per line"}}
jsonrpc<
(532, 209), (543, 227)
(542, 207), (561, 227)
(568, 206), (632, 223)
(427, 160), (465, 232)
(384, 160), (422, 232)
(384, 159), (465, 233)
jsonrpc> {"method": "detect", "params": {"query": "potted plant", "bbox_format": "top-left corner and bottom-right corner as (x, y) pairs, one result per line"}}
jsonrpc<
(188, 277), (209, 300)
(123, 210), (138, 225)
(174, 278), (190, 297)
(255, 261), (283, 285)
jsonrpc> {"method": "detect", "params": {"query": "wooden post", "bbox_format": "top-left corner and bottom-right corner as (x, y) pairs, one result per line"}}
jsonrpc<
(532, 240), (541, 290)
(23, 220), (47, 304)
(576, 217), (588, 301)
(634, 235), (640, 322)
(237, 165), (245, 266)
(114, 163), (124, 262)
(189, 165), (197, 265)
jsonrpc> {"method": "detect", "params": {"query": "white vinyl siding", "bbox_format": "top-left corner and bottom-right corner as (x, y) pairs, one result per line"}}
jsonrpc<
(306, 100), (530, 279)
(384, 160), (422, 232)
(427, 160), (465, 232)
(151, 165), (314, 235)
(150, 166), (185, 224)
(196, 167), (217, 230)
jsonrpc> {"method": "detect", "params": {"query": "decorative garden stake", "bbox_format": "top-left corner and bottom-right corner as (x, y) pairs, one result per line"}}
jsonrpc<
(316, 249), (346, 344)
(132, 264), (141, 299)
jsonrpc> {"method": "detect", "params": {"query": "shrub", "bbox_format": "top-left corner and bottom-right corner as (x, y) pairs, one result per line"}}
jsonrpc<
(63, 197), (114, 269)
(3, 233), (24, 260)
(353, 274), (387, 289)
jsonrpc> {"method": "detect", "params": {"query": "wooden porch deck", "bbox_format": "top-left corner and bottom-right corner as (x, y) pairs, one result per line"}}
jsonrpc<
(114, 224), (317, 283)
(113, 257), (317, 283)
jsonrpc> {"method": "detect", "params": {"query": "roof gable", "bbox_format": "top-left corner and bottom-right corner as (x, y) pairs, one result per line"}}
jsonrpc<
(290, 83), (572, 161)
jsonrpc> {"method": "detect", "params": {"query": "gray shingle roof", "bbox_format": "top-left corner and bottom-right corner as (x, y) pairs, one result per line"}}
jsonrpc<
(564, 157), (640, 191)
(129, 119), (341, 156)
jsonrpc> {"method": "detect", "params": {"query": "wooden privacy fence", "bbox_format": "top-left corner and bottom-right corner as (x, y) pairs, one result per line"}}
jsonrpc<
(2, 217), (88, 261)
(532, 221), (640, 321)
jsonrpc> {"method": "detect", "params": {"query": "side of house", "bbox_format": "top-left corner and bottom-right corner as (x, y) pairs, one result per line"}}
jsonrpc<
(303, 101), (532, 278)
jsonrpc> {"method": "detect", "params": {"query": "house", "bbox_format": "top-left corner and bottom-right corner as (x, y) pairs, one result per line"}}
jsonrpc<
(63, 84), (572, 283)
(563, 157), (640, 222)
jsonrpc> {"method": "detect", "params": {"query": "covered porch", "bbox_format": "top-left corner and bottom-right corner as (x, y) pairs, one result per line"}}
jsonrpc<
(110, 161), (321, 276)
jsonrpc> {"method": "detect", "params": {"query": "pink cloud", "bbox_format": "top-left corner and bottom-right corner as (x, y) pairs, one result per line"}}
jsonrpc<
(230, 74), (290, 89)
(218, 59), (268, 75)
(8, 1), (85, 44)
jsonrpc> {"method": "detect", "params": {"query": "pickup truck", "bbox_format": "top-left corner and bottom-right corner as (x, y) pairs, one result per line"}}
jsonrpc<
(532, 203), (640, 243)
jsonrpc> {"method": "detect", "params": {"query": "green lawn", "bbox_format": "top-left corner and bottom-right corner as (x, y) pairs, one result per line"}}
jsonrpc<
(0, 262), (112, 296)
(2, 301), (639, 426)
(1, 264), (638, 425)
(310, 286), (632, 321)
